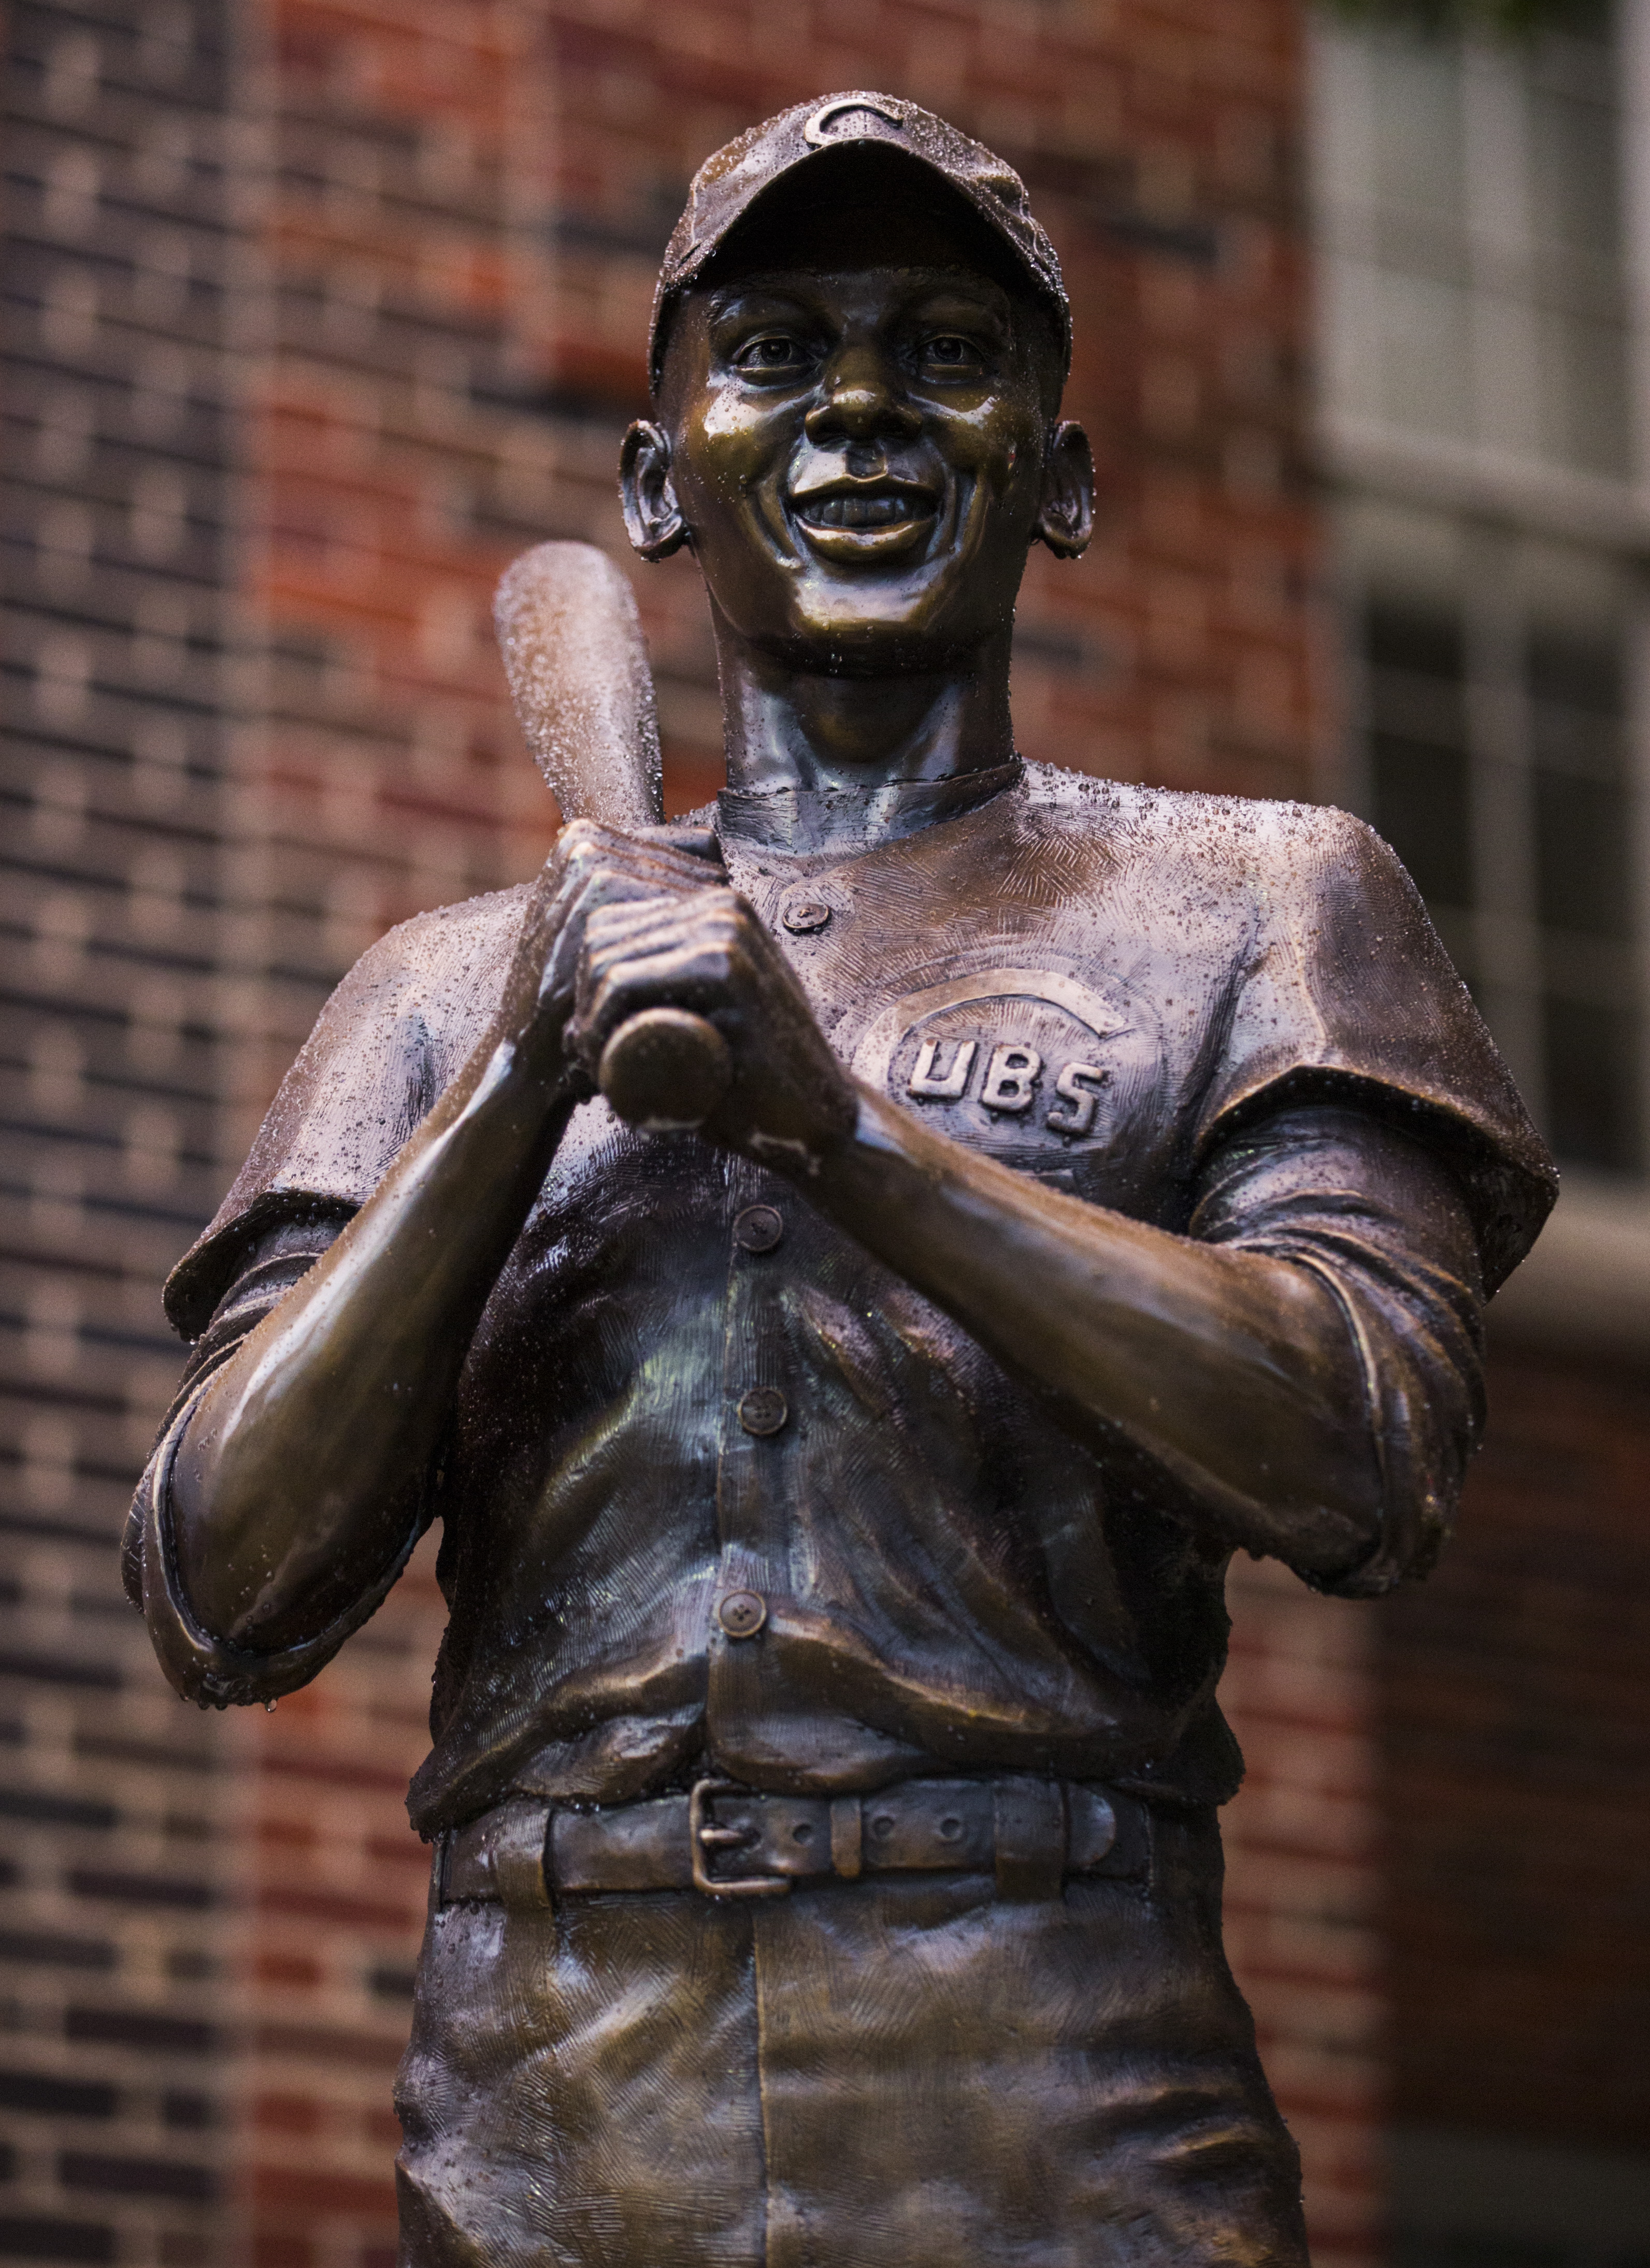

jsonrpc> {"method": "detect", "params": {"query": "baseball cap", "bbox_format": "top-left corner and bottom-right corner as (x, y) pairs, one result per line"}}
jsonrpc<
(648, 91), (1070, 391)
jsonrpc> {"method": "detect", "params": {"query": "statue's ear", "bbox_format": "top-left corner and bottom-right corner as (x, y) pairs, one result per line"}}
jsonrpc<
(1033, 420), (1095, 559)
(620, 421), (691, 561)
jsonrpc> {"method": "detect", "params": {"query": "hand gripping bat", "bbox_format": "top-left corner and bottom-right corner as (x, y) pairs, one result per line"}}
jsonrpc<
(493, 541), (731, 1129)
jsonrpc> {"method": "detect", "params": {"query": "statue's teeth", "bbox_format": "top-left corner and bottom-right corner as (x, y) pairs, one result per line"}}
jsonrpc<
(805, 494), (925, 528)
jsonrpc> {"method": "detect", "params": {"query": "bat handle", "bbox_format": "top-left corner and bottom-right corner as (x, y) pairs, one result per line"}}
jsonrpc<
(598, 1008), (732, 1132)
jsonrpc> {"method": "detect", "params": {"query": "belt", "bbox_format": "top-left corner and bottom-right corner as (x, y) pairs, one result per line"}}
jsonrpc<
(438, 1775), (1149, 1908)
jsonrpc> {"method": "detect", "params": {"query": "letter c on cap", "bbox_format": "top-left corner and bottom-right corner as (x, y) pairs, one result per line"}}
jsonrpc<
(805, 97), (907, 147)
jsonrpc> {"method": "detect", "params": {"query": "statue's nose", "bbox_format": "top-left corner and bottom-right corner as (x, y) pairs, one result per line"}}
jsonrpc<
(804, 349), (922, 444)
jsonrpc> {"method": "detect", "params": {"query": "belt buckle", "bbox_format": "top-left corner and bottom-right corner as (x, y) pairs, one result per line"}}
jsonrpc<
(688, 1777), (791, 1899)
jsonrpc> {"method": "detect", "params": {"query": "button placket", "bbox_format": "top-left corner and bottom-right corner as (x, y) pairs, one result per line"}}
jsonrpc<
(709, 1166), (790, 1745)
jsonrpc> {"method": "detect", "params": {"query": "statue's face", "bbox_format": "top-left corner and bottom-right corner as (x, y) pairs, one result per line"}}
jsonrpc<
(636, 250), (1085, 672)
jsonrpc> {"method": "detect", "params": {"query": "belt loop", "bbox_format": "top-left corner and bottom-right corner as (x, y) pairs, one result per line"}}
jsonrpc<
(829, 1795), (863, 1879)
(993, 1777), (1066, 1901)
(483, 1800), (554, 1909)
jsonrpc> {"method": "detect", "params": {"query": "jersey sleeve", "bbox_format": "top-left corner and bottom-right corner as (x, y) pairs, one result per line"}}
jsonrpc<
(130, 888), (523, 1704)
(1190, 1101), (1485, 1597)
(163, 888), (525, 1340)
(123, 1213), (432, 1708)
(1193, 806), (1556, 1296)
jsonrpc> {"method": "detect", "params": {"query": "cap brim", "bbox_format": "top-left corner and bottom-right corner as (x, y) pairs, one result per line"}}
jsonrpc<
(649, 133), (1069, 392)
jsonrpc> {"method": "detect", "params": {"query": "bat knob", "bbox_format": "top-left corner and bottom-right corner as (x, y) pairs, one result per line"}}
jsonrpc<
(598, 1008), (732, 1131)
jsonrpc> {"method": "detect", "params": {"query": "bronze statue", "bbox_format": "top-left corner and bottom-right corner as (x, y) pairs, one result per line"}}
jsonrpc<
(126, 93), (1555, 2266)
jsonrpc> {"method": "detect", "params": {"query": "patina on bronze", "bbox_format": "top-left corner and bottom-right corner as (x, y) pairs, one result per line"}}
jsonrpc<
(127, 92), (1556, 2267)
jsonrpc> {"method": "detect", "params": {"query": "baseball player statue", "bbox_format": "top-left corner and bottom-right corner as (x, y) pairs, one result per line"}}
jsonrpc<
(129, 93), (1554, 2267)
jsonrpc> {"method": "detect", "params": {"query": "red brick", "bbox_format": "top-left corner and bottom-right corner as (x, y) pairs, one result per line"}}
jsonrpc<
(252, 2240), (314, 2268)
(254, 2022), (407, 2074)
(256, 2094), (325, 2137)
(254, 1951), (325, 1989)
(253, 2165), (399, 2218)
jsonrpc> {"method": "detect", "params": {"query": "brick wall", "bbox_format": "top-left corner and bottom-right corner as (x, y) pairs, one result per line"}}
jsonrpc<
(234, 1549), (445, 2268)
(227, 0), (564, 1145)
(1, 5), (245, 2260)
(1224, 1565), (1384, 2268)
(1383, 1337), (1650, 2159)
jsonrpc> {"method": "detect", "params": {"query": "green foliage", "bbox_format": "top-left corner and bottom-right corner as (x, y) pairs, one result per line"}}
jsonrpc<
(1318, 0), (1610, 36)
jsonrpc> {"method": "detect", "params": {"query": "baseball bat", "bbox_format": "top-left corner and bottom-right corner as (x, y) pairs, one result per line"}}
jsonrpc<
(494, 543), (731, 1131)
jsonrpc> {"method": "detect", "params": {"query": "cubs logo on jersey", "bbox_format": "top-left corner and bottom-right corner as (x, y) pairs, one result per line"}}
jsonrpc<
(853, 967), (1160, 1164)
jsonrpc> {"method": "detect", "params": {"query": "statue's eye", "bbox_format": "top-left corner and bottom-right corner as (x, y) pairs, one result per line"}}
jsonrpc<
(922, 335), (978, 369)
(736, 334), (806, 372)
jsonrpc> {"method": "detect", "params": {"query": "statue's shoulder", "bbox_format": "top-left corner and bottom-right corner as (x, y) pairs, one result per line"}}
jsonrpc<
(351, 881), (530, 986)
(323, 882), (532, 1035)
(1017, 760), (1380, 899)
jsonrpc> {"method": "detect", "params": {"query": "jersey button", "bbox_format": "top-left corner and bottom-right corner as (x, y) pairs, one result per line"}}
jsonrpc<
(733, 1203), (783, 1253)
(781, 895), (830, 934)
(716, 1589), (768, 1640)
(738, 1386), (788, 1437)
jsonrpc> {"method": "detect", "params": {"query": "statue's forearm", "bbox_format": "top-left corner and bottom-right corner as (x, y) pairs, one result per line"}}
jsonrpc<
(164, 824), (727, 1655)
(807, 1086), (1381, 1576)
(168, 1019), (575, 1651)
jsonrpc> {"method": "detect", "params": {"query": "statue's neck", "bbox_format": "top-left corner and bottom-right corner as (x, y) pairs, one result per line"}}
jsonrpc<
(713, 617), (1016, 815)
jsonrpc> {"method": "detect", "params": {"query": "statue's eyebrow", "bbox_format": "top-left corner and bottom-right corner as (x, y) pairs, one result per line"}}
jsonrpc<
(703, 280), (822, 318)
(705, 276), (1013, 333)
(895, 280), (1012, 324)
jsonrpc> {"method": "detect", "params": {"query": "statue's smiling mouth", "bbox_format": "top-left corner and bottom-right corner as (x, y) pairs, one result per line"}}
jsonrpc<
(787, 477), (940, 555)
(795, 487), (932, 528)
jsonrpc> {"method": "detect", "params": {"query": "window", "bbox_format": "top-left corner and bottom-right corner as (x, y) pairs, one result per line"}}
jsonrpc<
(1315, 11), (1631, 476)
(1345, 509), (1642, 1171)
